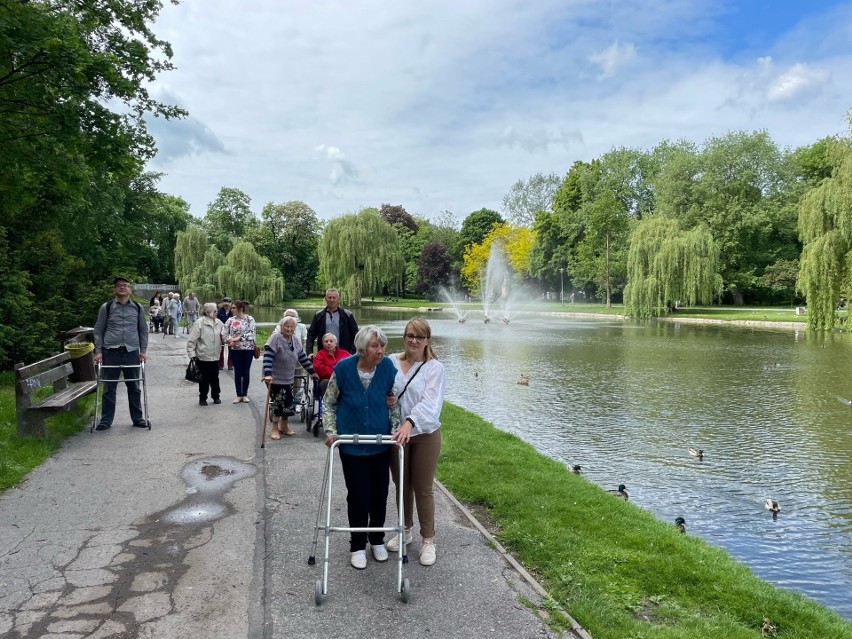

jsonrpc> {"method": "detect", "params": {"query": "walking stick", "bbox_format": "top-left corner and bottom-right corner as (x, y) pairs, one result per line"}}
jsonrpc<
(260, 380), (272, 449)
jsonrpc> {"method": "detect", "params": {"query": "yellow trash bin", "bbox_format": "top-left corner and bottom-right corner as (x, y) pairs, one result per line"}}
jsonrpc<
(65, 342), (96, 382)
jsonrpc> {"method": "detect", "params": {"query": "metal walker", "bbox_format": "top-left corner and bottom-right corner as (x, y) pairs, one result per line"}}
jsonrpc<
(308, 434), (410, 605)
(89, 361), (151, 432)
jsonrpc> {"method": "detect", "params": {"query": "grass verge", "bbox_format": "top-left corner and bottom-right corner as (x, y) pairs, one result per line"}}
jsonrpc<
(437, 402), (852, 639)
(0, 371), (94, 491)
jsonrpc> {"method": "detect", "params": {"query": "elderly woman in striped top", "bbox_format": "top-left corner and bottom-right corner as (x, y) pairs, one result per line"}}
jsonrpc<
(262, 316), (318, 440)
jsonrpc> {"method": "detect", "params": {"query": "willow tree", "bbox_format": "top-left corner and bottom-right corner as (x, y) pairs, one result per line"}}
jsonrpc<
(174, 227), (210, 290)
(216, 241), (285, 306)
(319, 208), (403, 307)
(192, 246), (226, 302)
(797, 134), (852, 329)
(624, 217), (722, 317)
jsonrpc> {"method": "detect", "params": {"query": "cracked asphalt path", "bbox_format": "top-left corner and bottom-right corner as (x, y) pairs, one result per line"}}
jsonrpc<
(1, 333), (560, 638)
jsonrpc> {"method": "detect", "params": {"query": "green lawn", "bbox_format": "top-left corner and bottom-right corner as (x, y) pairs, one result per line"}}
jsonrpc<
(0, 372), (93, 491)
(437, 403), (852, 639)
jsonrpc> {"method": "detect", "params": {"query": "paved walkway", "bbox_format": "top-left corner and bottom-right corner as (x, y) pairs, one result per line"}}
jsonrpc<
(0, 335), (583, 638)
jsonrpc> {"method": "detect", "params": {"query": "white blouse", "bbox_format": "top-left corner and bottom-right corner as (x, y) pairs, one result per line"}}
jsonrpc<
(389, 353), (446, 436)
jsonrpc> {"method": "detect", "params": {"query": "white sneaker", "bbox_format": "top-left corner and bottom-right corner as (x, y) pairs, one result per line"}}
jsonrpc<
(371, 544), (388, 562)
(420, 541), (436, 566)
(386, 529), (413, 552)
(350, 550), (367, 569)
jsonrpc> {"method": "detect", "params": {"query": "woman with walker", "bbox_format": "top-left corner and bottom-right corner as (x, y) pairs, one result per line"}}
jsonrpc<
(323, 325), (400, 569)
(388, 317), (446, 566)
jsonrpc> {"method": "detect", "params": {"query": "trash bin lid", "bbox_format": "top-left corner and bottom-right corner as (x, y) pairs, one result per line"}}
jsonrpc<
(60, 326), (95, 340)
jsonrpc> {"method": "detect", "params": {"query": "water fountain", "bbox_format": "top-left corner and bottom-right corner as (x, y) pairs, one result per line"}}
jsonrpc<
(480, 243), (533, 323)
(438, 287), (469, 323)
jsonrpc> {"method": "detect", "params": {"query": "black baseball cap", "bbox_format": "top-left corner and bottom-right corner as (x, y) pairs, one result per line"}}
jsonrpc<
(113, 277), (130, 285)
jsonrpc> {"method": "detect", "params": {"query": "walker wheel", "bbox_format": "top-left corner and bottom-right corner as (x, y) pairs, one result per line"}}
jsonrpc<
(146, 420), (152, 431)
(401, 578), (410, 603)
(314, 580), (323, 606)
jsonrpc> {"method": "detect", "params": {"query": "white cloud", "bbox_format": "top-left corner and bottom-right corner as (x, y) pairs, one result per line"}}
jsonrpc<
(589, 41), (638, 78)
(147, 1), (852, 220)
(315, 144), (360, 186)
(766, 62), (831, 102)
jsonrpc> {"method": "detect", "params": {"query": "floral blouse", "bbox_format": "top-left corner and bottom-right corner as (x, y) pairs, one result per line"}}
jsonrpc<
(222, 314), (256, 350)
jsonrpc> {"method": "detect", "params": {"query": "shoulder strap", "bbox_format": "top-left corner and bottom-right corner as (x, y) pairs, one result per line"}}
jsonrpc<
(397, 361), (424, 400)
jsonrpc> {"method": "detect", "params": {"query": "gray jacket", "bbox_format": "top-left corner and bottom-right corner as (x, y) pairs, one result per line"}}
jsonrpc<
(186, 316), (224, 362)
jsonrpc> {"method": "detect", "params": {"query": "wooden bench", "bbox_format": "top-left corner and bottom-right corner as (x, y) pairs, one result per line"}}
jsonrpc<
(14, 352), (97, 437)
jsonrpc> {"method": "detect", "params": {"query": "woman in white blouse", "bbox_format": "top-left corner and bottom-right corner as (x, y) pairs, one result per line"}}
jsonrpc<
(388, 318), (446, 566)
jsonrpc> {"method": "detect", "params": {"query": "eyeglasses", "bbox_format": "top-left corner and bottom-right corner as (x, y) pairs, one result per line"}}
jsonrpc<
(404, 333), (427, 341)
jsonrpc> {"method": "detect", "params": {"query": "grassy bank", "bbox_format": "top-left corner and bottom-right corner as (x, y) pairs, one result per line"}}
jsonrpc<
(0, 372), (93, 491)
(437, 402), (851, 639)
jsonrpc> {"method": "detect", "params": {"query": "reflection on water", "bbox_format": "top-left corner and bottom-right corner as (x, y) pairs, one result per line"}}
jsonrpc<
(259, 306), (852, 618)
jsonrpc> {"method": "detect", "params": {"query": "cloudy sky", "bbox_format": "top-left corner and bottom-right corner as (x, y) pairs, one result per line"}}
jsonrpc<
(147, 0), (852, 222)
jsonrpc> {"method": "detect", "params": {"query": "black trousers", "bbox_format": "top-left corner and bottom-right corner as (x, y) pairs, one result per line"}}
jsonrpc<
(339, 450), (391, 552)
(197, 360), (220, 401)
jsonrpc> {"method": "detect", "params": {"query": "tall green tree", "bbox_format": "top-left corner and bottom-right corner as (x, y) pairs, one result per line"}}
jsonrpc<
(797, 131), (852, 329)
(204, 187), (258, 254)
(502, 172), (562, 227)
(252, 201), (320, 298)
(0, 0), (182, 367)
(175, 227), (211, 292)
(416, 241), (454, 300)
(532, 162), (587, 294)
(217, 241), (285, 306)
(379, 204), (420, 295)
(654, 132), (791, 304)
(624, 217), (722, 317)
(319, 208), (403, 307)
(456, 208), (504, 263)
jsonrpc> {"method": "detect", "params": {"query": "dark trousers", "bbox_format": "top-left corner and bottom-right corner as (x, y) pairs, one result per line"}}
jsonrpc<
(99, 349), (143, 427)
(339, 450), (391, 552)
(231, 349), (254, 397)
(197, 360), (220, 402)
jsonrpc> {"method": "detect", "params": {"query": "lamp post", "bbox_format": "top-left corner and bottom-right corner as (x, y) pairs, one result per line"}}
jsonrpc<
(559, 268), (564, 304)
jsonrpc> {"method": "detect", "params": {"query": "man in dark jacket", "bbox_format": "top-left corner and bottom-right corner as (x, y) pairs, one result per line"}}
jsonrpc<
(93, 277), (148, 430)
(306, 288), (359, 354)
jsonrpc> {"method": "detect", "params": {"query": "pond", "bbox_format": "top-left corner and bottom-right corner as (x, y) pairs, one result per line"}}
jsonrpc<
(256, 305), (852, 619)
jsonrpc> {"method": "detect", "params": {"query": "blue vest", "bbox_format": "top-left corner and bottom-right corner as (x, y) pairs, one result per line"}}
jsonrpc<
(333, 356), (396, 455)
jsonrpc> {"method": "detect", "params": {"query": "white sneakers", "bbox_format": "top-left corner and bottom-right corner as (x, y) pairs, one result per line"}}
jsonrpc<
(352, 538), (435, 568)
(351, 545), (387, 568)
(420, 541), (436, 566)
(371, 544), (388, 562)
(386, 529), (413, 552)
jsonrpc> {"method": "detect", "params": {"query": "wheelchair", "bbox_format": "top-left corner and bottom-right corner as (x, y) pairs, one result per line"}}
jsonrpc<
(293, 374), (316, 434)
